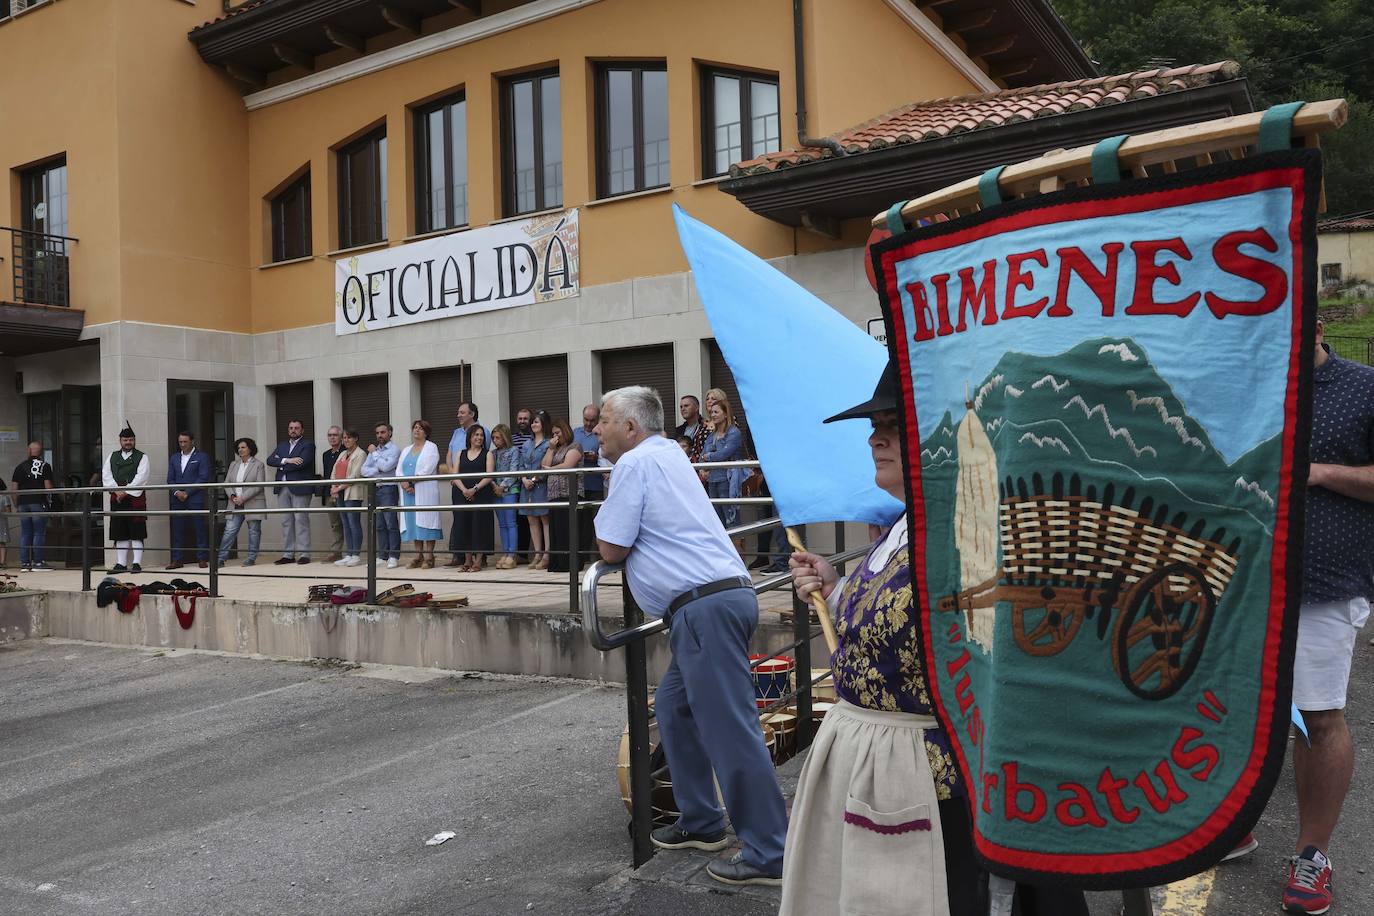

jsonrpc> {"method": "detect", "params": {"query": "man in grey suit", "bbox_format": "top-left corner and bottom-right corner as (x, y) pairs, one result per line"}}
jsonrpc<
(266, 419), (316, 564)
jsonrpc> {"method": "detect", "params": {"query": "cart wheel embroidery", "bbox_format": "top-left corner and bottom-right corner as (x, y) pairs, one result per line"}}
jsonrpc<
(1112, 563), (1216, 700)
(1011, 586), (1085, 657)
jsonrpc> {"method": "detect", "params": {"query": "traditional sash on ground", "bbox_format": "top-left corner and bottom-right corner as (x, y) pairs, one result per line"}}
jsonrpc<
(870, 146), (1321, 887)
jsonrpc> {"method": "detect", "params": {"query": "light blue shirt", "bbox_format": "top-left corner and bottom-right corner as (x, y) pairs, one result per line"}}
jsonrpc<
(595, 434), (747, 618)
(448, 426), (468, 458)
(360, 440), (400, 486)
(572, 425), (603, 492)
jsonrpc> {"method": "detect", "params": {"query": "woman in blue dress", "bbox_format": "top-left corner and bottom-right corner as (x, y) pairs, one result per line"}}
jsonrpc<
(397, 419), (442, 568)
(518, 410), (552, 569)
(701, 399), (744, 530)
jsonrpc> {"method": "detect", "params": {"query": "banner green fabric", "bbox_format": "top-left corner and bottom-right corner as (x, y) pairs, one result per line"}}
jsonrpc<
(869, 149), (1321, 888)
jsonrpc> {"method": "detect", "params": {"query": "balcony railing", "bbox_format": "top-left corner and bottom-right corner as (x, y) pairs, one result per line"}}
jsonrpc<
(4, 226), (75, 308)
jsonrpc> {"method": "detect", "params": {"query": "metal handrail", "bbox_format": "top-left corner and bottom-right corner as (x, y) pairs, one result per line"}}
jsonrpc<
(1, 459), (761, 497)
(3, 461), (780, 610)
(0, 224), (80, 243)
(580, 540), (868, 651)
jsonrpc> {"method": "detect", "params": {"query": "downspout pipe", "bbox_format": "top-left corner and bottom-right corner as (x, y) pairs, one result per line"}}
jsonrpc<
(793, 0), (847, 158)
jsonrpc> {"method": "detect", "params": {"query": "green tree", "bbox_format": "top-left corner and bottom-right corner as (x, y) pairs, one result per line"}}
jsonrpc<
(1053, 0), (1374, 212)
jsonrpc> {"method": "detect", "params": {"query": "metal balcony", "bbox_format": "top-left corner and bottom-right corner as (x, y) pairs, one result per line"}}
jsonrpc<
(5, 226), (74, 308)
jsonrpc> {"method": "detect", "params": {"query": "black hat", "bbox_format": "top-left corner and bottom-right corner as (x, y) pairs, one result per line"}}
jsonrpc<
(119, 419), (135, 438)
(823, 360), (900, 424)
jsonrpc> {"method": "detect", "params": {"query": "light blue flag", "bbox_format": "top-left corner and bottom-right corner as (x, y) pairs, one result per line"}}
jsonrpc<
(1292, 703), (1309, 743)
(672, 204), (904, 527)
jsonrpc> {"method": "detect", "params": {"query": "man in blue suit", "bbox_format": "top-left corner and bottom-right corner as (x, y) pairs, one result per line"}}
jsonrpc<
(167, 431), (212, 569)
(266, 418), (316, 564)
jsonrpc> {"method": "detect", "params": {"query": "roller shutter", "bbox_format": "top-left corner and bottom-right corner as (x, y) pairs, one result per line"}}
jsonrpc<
(600, 344), (675, 411)
(272, 382), (315, 444)
(340, 373), (390, 442)
(418, 364), (472, 457)
(706, 339), (746, 426)
(707, 338), (753, 457)
(506, 354), (569, 426)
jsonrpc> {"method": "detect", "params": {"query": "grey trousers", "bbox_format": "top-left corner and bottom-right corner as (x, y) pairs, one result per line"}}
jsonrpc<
(279, 490), (312, 558)
(325, 493), (344, 554)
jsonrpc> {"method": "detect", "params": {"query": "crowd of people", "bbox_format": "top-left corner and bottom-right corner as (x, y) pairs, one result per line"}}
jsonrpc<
(197, 390), (778, 572)
(0, 389), (778, 574)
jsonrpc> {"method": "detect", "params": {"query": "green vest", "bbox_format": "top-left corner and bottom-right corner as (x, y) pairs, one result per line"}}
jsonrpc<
(109, 449), (145, 486)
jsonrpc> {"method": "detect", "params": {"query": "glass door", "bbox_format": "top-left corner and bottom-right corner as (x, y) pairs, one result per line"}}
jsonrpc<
(167, 380), (233, 483)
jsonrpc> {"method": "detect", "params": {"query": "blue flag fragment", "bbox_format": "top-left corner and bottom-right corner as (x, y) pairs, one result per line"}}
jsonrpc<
(1292, 702), (1308, 742)
(672, 204), (903, 527)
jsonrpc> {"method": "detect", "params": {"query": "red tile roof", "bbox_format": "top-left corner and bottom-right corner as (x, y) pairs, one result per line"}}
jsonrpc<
(191, 0), (276, 33)
(1319, 215), (1374, 233)
(731, 61), (1242, 177)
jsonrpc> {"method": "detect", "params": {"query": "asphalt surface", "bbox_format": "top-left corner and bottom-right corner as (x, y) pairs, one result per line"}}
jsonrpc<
(2, 637), (1371, 916)
(0, 641), (654, 916)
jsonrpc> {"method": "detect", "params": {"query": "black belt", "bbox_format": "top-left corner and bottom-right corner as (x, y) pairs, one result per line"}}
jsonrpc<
(663, 576), (752, 628)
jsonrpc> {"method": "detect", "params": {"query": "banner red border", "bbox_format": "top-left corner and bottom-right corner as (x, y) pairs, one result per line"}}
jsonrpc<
(873, 152), (1317, 885)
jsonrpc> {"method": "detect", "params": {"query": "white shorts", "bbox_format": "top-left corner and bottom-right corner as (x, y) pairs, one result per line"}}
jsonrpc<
(1292, 597), (1371, 711)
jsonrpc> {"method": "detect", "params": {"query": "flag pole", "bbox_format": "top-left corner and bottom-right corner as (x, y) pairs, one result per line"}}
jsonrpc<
(786, 527), (840, 656)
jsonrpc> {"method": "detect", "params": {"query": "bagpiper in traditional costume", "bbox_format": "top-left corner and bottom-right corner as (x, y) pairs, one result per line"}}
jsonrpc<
(103, 420), (151, 574)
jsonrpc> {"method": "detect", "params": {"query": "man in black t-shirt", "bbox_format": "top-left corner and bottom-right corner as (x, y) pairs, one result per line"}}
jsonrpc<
(10, 440), (54, 571)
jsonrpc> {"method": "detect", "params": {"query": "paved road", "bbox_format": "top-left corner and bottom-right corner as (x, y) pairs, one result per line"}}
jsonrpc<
(2, 637), (1371, 916)
(0, 641), (648, 916)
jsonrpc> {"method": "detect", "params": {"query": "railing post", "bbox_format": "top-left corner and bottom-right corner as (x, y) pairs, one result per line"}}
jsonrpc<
(792, 583), (814, 751)
(622, 576), (655, 868)
(207, 487), (218, 598)
(80, 490), (92, 592)
(365, 483), (378, 603)
(1121, 888), (1154, 916)
(568, 479), (580, 615)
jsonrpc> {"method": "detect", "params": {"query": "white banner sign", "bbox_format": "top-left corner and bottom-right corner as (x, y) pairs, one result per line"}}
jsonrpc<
(334, 209), (579, 335)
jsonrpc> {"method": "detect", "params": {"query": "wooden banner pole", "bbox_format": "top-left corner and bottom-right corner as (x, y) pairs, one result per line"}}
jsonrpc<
(873, 99), (1348, 230)
(786, 527), (840, 656)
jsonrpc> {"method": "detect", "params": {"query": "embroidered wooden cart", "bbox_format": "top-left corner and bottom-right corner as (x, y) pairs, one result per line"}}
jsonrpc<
(937, 474), (1241, 701)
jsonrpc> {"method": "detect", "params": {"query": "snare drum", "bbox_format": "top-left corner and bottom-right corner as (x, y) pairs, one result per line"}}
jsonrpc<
(750, 653), (795, 708)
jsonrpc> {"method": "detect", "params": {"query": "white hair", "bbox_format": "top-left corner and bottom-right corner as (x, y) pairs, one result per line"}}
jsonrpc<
(601, 386), (664, 434)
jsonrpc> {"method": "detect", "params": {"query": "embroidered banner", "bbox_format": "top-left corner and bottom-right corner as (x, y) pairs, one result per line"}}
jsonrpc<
(871, 150), (1320, 887)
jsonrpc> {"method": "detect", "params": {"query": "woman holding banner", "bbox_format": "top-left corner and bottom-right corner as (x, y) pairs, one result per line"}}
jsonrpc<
(784, 360), (1087, 916)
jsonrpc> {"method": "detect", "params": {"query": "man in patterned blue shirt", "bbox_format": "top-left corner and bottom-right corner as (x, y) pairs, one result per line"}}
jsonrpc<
(1281, 319), (1374, 915)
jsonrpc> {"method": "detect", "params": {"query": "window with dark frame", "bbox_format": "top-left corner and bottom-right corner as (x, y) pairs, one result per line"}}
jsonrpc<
(1321, 263), (1343, 286)
(270, 172), (311, 263)
(414, 93), (469, 233)
(702, 68), (780, 178)
(337, 128), (387, 249)
(501, 70), (562, 216)
(21, 156), (68, 238)
(596, 62), (669, 198)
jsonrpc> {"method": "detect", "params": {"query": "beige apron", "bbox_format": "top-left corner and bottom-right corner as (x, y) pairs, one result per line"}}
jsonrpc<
(779, 699), (949, 916)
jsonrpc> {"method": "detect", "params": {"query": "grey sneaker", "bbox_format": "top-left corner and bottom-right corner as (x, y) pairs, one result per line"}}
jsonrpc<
(650, 823), (730, 852)
(32, 563), (53, 572)
(242, 558), (256, 567)
(706, 852), (782, 887)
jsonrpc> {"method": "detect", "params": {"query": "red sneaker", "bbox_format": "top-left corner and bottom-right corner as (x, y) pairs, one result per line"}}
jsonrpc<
(1222, 832), (1258, 862)
(1283, 846), (1333, 914)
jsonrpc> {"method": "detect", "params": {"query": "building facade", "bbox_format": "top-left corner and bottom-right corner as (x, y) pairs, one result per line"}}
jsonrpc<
(11, 0), (1239, 561)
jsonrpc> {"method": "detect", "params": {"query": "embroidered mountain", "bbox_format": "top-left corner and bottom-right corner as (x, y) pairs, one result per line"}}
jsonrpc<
(918, 337), (1281, 521)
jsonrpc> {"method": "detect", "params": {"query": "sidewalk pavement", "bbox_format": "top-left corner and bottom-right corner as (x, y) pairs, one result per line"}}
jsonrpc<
(1, 561), (796, 620)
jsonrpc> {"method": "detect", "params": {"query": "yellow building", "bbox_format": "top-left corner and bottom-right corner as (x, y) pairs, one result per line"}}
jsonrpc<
(0, 0), (1250, 559)
(1317, 215), (1374, 291)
